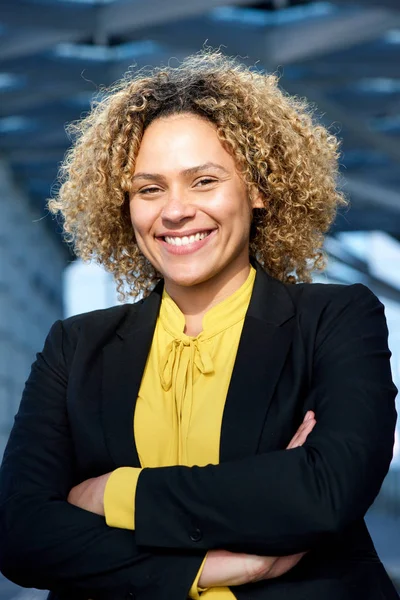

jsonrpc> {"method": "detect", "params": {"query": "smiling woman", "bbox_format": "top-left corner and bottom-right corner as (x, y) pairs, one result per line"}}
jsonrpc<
(0, 49), (398, 600)
(47, 48), (346, 301)
(128, 113), (264, 324)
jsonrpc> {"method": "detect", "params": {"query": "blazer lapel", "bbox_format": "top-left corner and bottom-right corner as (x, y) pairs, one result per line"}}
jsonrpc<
(101, 282), (163, 468)
(219, 261), (296, 462)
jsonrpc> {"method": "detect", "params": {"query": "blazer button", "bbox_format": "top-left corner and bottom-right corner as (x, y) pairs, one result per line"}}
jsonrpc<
(190, 528), (203, 542)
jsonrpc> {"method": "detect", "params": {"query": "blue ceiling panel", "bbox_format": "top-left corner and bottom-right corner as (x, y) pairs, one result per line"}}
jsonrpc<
(0, 0), (399, 245)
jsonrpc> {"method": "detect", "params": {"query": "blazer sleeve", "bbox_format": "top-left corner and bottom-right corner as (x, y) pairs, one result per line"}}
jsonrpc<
(133, 284), (398, 555)
(0, 320), (204, 600)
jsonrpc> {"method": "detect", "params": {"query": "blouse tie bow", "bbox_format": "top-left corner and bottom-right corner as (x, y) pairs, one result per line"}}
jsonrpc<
(159, 337), (214, 464)
(159, 337), (214, 392)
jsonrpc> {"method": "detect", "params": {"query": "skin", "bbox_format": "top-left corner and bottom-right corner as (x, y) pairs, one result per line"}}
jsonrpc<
(67, 113), (318, 586)
(128, 113), (264, 336)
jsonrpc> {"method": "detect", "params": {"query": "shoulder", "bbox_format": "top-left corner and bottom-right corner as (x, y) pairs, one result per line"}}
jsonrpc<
(255, 261), (381, 319)
(283, 279), (382, 316)
(62, 301), (140, 333)
(44, 300), (143, 363)
(282, 280), (388, 355)
(62, 300), (143, 344)
(277, 279), (386, 347)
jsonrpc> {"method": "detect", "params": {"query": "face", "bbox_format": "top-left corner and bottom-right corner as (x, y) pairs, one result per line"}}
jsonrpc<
(129, 113), (264, 292)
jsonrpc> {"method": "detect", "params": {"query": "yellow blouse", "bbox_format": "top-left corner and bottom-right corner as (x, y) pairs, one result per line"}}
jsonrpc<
(104, 265), (256, 599)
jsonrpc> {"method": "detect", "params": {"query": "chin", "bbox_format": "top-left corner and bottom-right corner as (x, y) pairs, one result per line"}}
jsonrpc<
(164, 267), (215, 289)
(166, 274), (208, 288)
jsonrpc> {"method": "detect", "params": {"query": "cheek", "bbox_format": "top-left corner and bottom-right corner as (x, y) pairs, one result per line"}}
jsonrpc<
(129, 201), (151, 238)
(226, 196), (253, 234)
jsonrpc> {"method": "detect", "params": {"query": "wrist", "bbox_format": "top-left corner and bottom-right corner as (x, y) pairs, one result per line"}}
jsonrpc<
(98, 472), (112, 516)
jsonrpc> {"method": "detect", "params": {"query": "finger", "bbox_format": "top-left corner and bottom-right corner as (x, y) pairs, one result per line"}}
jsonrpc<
(286, 418), (314, 449)
(290, 419), (315, 448)
(289, 411), (316, 443)
(291, 419), (316, 449)
(286, 418), (316, 449)
(286, 411), (315, 447)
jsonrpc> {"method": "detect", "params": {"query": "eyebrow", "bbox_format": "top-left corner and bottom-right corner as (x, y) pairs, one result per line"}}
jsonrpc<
(131, 162), (229, 183)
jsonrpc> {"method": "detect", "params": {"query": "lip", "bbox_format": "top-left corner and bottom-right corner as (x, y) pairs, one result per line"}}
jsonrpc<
(156, 228), (215, 239)
(157, 229), (217, 255)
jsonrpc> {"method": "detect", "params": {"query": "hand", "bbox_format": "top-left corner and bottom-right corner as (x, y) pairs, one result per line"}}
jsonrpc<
(286, 410), (316, 449)
(67, 472), (112, 516)
(198, 549), (307, 588)
(198, 411), (316, 589)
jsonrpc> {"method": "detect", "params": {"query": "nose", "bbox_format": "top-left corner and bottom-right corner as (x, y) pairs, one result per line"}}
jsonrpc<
(160, 191), (196, 224)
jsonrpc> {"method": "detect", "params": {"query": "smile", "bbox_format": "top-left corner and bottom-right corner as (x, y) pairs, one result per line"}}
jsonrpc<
(157, 229), (217, 255)
(164, 231), (211, 246)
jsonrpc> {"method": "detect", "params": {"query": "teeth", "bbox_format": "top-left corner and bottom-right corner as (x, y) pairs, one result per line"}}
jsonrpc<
(164, 231), (210, 246)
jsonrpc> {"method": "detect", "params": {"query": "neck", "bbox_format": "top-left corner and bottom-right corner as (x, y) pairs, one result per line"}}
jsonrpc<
(164, 259), (252, 332)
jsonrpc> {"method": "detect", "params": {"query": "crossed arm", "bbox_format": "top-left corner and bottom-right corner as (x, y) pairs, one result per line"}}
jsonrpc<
(67, 412), (317, 589)
(0, 284), (397, 599)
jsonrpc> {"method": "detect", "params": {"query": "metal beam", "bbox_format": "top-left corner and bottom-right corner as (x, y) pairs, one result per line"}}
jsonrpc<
(1, 57), (113, 87)
(302, 94), (400, 118)
(0, 48), (194, 118)
(344, 176), (400, 214)
(332, 0), (400, 10)
(106, 8), (400, 67)
(0, 29), (84, 63)
(306, 69), (400, 89)
(3, 0), (398, 65)
(281, 80), (400, 166)
(264, 8), (400, 64)
(2, 0), (398, 37)
(99, 0), (270, 37)
(109, 8), (400, 77)
(109, 9), (400, 81)
(0, 84), (97, 117)
(323, 235), (369, 273)
(332, 206), (400, 235)
(0, 0), (267, 34)
(6, 149), (69, 163)
(0, 0), (280, 62)
(0, 128), (69, 150)
(0, 1), (92, 32)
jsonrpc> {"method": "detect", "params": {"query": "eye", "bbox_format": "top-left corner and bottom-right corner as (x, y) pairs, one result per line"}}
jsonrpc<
(196, 178), (216, 187)
(139, 186), (161, 195)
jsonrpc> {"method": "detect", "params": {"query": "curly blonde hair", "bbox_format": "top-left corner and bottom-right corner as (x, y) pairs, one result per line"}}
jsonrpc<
(48, 49), (347, 300)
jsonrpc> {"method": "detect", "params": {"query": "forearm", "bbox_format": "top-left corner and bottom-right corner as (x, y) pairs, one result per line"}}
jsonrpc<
(134, 424), (395, 555)
(0, 493), (204, 599)
(134, 448), (330, 555)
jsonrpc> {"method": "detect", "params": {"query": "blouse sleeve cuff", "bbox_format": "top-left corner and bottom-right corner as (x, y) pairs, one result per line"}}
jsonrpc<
(104, 466), (142, 530)
(188, 552), (209, 599)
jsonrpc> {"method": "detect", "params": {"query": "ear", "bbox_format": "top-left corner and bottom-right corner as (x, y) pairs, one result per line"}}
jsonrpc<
(250, 190), (265, 209)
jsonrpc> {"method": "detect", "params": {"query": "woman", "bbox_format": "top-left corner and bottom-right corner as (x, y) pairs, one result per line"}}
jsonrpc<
(0, 50), (398, 600)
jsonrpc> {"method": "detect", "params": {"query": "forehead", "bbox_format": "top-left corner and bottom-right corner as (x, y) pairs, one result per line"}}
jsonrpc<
(134, 113), (235, 172)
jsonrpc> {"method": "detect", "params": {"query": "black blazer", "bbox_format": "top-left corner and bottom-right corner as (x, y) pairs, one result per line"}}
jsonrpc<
(0, 261), (398, 600)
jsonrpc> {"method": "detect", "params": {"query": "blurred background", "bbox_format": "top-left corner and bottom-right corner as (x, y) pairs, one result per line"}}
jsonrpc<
(0, 0), (399, 597)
